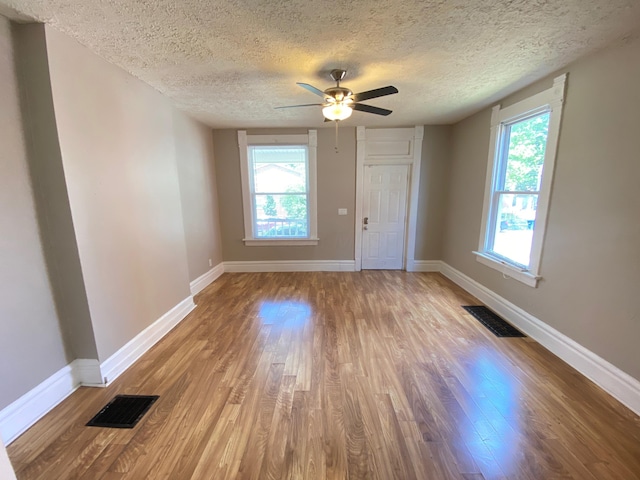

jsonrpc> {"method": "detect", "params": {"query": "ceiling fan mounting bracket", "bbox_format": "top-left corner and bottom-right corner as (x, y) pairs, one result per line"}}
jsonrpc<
(330, 69), (347, 85)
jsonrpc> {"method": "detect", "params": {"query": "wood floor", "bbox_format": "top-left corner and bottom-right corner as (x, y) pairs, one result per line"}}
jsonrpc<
(7, 272), (640, 479)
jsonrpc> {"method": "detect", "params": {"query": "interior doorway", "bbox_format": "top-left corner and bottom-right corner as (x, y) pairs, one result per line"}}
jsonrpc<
(354, 126), (424, 271)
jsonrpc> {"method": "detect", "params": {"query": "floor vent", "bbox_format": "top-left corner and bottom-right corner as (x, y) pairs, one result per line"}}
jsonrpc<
(462, 306), (526, 338)
(86, 394), (159, 428)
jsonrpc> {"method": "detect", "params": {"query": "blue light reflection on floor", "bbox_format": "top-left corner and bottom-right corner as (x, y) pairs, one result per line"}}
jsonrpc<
(258, 301), (312, 328)
(462, 352), (521, 476)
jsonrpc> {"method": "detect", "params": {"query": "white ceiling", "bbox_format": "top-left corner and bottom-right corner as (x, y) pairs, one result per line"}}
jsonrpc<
(2, 0), (640, 128)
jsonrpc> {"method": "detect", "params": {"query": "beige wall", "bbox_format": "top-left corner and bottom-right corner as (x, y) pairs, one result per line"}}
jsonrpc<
(0, 18), (71, 410)
(44, 26), (192, 362)
(174, 110), (223, 280)
(442, 33), (640, 380)
(214, 127), (357, 261)
(214, 125), (452, 263)
(13, 23), (98, 366)
(415, 126), (452, 261)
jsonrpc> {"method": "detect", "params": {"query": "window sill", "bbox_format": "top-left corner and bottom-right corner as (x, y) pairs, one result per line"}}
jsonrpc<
(472, 251), (540, 288)
(243, 238), (319, 246)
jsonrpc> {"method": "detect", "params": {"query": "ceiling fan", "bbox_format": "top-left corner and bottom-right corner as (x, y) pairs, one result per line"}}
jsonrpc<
(276, 69), (398, 122)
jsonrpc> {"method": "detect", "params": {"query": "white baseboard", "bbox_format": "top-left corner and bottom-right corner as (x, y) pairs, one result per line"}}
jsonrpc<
(223, 260), (356, 272)
(190, 262), (224, 296)
(410, 260), (443, 272)
(0, 364), (77, 445)
(0, 296), (197, 445)
(72, 359), (104, 387)
(99, 296), (196, 385)
(439, 262), (640, 416)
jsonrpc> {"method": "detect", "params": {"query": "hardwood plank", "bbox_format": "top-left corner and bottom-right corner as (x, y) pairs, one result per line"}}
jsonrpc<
(282, 391), (309, 480)
(259, 374), (296, 479)
(339, 363), (372, 480)
(77, 443), (127, 480)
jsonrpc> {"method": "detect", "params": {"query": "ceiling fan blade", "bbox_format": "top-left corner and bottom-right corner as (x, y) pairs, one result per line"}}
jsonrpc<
(297, 83), (327, 97)
(351, 86), (398, 103)
(352, 103), (392, 116)
(275, 103), (323, 109)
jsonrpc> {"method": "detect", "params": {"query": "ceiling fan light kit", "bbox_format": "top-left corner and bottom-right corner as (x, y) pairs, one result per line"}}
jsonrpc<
(322, 103), (353, 121)
(276, 69), (398, 122)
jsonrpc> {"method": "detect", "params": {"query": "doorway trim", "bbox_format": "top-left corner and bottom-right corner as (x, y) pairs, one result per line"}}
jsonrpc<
(355, 126), (424, 271)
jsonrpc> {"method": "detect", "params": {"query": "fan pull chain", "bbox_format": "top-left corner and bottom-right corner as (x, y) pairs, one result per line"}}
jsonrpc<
(335, 120), (339, 153)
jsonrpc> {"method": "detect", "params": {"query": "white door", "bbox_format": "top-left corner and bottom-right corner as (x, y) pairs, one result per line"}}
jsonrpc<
(361, 164), (409, 270)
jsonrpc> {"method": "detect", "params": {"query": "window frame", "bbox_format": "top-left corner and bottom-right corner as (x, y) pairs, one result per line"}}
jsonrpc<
(238, 130), (318, 246)
(474, 74), (566, 287)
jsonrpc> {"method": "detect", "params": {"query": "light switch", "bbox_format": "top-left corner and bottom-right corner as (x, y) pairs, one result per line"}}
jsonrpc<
(338, 208), (348, 215)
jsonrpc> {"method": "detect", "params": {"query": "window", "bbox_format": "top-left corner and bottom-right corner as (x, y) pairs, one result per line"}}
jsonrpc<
(475, 74), (566, 287)
(238, 131), (318, 246)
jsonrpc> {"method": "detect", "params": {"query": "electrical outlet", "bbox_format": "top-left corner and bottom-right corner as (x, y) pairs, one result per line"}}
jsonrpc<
(209, 258), (212, 267)
(338, 208), (348, 215)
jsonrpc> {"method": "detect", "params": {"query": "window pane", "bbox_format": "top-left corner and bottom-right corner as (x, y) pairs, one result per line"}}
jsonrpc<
(251, 147), (307, 193)
(491, 193), (538, 267)
(254, 194), (308, 238)
(503, 112), (549, 191)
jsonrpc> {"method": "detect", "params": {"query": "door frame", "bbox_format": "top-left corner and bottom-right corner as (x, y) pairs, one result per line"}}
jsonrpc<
(355, 126), (424, 271)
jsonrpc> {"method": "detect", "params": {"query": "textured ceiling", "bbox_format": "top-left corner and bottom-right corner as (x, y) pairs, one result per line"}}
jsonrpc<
(2, 0), (640, 128)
